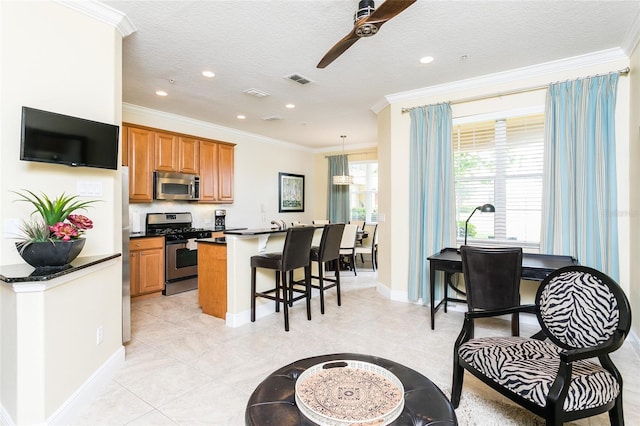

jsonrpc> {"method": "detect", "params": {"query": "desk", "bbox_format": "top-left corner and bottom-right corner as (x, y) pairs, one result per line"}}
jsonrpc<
(427, 248), (577, 329)
(245, 353), (457, 425)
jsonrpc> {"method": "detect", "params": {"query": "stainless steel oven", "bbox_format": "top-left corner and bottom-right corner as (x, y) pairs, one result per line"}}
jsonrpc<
(146, 212), (212, 296)
(166, 241), (198, 279)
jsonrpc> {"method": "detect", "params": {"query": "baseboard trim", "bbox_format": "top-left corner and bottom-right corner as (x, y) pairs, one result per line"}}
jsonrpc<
(47, 346), (126, 425)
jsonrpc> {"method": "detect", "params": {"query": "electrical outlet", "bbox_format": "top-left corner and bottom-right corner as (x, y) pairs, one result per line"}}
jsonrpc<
(96, 326), (104, 345)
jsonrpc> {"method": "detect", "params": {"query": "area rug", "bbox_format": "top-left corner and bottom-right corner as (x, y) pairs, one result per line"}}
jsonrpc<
(436, 382), (612, 426)
(440, 385), (545, 426)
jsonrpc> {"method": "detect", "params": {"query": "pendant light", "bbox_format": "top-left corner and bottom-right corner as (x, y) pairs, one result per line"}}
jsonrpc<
(333, 135), (354, 185)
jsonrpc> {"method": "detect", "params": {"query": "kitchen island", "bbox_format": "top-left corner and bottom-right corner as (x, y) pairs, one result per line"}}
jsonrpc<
(198, 227), (322, 326)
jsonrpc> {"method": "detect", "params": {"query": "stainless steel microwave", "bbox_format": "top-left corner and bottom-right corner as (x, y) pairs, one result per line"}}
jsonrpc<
(154, 172), (200, 201)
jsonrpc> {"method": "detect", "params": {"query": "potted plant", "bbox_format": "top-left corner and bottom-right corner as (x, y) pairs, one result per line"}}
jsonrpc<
(13, 190), (97, 268)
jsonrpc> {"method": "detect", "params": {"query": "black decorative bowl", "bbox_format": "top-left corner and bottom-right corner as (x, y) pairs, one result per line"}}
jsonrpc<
(16, 239), (86, 268)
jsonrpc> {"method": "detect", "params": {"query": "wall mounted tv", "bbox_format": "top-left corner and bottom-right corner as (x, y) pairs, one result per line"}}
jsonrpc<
(20, 106), (119, 170)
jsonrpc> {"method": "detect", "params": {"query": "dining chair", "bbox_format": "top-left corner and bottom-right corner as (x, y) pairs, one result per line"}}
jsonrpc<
(339, 224), (359, 276)
(308, 223), (345, 314)
(452, 265), (631, 426)
(250, 226), (315, 331)
(349, 220), (364, 229)
(460, 245), (523, 336)
(354, 223), (378, 271)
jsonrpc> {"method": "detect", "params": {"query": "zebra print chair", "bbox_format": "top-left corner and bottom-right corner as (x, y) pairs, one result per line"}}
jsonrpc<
(452, 265), (631, 426)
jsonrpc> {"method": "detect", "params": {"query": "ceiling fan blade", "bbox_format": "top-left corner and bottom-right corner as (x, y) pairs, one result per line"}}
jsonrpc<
(317, 0), (417, 69)
(317, 29), (360, 68)
(366, 0), (416, 24)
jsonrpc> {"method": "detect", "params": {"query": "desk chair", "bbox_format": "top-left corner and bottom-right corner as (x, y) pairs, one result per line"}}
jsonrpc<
(460, 245), (523, 336)
(309, 223), (344, 314)
(250, 226), (315, 331)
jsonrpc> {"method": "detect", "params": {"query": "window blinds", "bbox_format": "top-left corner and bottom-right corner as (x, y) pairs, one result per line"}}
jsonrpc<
(453, 113), (544, 245)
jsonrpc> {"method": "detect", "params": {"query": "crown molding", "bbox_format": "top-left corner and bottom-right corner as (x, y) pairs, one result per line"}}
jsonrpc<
(372, 48), (628, 114)
(55, 0), (137, 37)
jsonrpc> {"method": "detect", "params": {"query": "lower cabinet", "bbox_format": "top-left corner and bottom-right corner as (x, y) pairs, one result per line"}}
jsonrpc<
(130, 237), (165, 297)
(198, 241), (227, 318)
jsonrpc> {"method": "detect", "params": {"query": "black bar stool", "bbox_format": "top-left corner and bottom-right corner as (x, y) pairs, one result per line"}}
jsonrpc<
(250, 226), (315, 331)
(309, 223), (344, 314)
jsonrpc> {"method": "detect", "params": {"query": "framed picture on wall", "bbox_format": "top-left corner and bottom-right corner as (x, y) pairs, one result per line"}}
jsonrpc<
(278, 172), (305, 212)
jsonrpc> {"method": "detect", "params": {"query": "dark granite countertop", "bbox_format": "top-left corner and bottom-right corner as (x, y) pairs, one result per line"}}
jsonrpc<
(0, 253), (121, 283)
(223, 228), (287, 236)
(196, 237), (228, 245)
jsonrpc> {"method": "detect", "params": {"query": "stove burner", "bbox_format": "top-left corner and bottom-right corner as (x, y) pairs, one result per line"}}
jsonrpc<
(145, 212), (213, 241)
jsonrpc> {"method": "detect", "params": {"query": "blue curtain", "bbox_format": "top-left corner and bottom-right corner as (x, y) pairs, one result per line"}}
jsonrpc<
(327, 155), (350, 223)
(541, 73), (620, 280)
(408, 103), (455, 303)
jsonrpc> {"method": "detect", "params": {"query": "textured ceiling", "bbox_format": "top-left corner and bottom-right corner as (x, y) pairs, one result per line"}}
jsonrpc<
(104, 0), (640, 150)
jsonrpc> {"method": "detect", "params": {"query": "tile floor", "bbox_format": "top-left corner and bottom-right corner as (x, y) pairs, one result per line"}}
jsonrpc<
(74, 264), (640, 426)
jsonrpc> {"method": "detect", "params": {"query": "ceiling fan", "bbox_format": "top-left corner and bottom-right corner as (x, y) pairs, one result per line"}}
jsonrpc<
(317, 0), (417, 69)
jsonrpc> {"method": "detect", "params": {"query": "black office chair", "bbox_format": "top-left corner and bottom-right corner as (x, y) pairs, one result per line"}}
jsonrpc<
(308, 223), (345, 314)
(250, 226), (315, 331)
(460, 245), (523, 336)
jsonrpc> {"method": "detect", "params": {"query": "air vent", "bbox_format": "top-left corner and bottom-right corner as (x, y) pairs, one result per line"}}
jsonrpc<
(262, 115), (283, 121)
(284, 73), (314, 85)
(243, 88), (270, 98)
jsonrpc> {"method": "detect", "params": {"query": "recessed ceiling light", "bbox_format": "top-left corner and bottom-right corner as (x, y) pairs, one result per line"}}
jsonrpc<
(419, 56), (434, 64)
(202, 70), (215, 78)
(237, 114), (246, 119)
(156, 90), (168, 96)
(285, 103), (295, 109)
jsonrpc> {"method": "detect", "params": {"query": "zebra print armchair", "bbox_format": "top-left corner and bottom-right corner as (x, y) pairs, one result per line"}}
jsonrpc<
(451, 265), (631, 426)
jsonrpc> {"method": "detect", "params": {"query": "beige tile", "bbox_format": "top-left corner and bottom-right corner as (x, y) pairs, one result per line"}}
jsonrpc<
(73, 272), (640, 426)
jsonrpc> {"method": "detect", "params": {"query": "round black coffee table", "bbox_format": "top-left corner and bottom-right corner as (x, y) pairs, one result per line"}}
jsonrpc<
(245, 353), (457, 425)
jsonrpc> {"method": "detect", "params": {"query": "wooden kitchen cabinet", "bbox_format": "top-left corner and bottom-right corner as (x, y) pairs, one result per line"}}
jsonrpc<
(155, 133), (199, 174)
(126, 126), (155, 202)
(124, 123), (234, 203)
(198, 241), (227, 318)
(179, 136), (199, 174)
(199, 140), (235, 203)
(154, 131), (179, 172)
(130, 237), (165, 297)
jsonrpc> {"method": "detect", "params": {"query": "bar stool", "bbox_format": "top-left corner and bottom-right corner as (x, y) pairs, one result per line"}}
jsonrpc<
(250, 226), (315, 331)
(309, 223), (344, 314)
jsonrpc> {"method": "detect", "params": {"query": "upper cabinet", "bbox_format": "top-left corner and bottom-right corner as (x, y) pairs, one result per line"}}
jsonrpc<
(199, 140), (235, 203)
(125, 125), (155, 203)
(178, 136), (199, 175)
(124, 123), (234, 204)
(154, 131), (178, 172)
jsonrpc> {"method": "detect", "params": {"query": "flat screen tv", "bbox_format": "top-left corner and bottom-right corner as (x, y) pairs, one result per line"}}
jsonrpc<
(20, 106), (119, 170)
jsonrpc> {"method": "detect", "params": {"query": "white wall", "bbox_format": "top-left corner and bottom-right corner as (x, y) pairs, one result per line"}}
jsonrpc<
(0, 1), (125, 424)
(1, 1), (123, 265)
(378, 53), (633, 305)
(123, 105), (317, 229)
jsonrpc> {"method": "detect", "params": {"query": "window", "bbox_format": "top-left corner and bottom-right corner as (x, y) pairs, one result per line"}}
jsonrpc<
(453, 112), (544, 248)
(349, 161), (378, 222)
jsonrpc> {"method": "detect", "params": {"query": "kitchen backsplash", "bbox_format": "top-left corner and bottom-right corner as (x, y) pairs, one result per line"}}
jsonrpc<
(129, 202), (232, 231)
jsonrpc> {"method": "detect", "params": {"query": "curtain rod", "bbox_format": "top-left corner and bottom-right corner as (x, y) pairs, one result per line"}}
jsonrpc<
(324, 151), (375, 158)
(401, 67), (630, 114)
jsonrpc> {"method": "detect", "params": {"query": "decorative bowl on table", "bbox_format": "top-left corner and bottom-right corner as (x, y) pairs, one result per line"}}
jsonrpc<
(295, 359), (405, 426)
